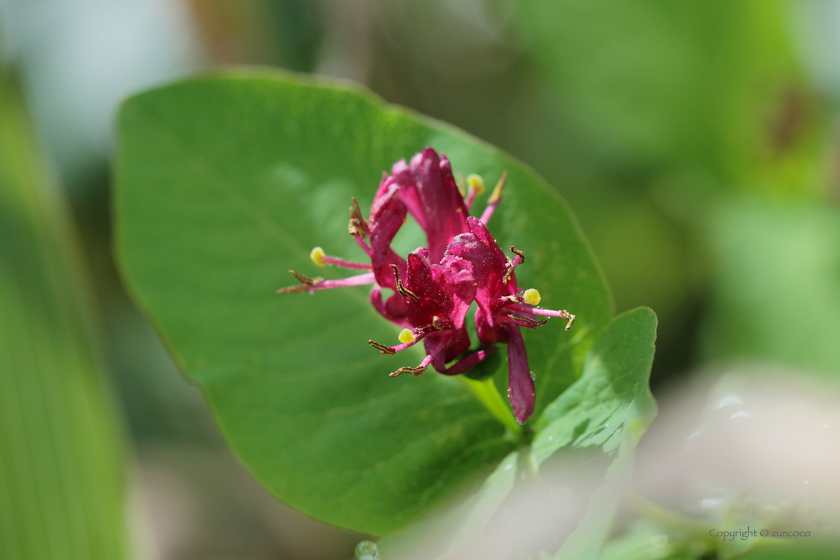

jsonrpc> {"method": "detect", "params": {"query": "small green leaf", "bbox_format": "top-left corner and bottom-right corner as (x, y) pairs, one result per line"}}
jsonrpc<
(535, 307), (658, 559)
(115, 69), (611, 534)
(534, 307), (658, 459)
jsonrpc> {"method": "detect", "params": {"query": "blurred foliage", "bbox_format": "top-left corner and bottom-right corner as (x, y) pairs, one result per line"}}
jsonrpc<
(0, 66), (131, 560)
(186, 0), (321, 70)
(701, 198), (840, 376)
(512, 0), (797, 181)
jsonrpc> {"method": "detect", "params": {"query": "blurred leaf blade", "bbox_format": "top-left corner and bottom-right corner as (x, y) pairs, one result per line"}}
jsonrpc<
(114, 68), (612, 534)
(0, 67), (132, 560)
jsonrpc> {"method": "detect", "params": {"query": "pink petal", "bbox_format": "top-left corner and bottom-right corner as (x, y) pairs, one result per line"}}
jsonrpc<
(505, 325), (535, 424)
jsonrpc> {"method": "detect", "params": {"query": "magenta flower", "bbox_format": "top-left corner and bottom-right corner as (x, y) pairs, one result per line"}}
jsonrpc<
(278, 147), (574, 424)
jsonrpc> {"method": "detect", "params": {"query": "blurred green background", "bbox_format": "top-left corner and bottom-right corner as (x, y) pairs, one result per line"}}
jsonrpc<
(1, 0), (839, 559)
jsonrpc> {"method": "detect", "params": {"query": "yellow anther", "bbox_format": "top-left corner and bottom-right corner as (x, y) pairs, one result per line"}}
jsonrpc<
(399, 329), (416, 344)
(523, 288), (541, 306)
(310, 247), (327, 267)
(467, 174), (485, 195)
(487, 170), (508, 204)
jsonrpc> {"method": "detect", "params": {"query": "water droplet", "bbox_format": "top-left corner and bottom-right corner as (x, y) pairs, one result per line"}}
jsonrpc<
(355, 540), (378, 560)
(504, 463), (513, 471)
(547, 436), (554, 442)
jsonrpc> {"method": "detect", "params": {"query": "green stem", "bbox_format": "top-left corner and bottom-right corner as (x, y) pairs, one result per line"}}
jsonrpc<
(459, 376), (523, 442)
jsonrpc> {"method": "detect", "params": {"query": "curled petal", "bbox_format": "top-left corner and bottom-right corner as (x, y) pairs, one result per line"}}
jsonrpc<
(392, 148), (471, 264)
(368, 183), (408, 290)
(438, 347), (499, 376)
(370, 285), (409, 326)
(505, 325), (535, 424)
(426, 327), (472, 372)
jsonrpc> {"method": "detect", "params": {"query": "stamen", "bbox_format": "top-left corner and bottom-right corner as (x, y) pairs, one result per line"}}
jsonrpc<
(389, 353), (434, 377)
(310, 247), (373, 270)
(275, 284), (310, 294)
(511, 305), (576, 331)
(523, 288), (541, 306)
(502, 246), (524, 284)
(488, 171), (508, 204)
(368, 340), (396, 355)
(506, 314), (549, 328)
(503, 259), (514, 285)
(277, 271), (375, 294)
(456, 172), (466, 197)
(289, 270), (324, 286)
(479, 170), (508, 224)
(348, 197), (369, 237)
(468, 174), (486, 195)
(432, 316), (444, 330)
(391, 264), (420, 301)
(465, 173), (485, 210)
(399, 329), (416, 344)
(310, 247), (327, 266)
(390, 365), (427, 377)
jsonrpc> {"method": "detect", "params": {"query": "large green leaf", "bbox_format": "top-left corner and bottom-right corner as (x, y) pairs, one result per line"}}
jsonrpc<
(0, 67), (132, 560)
(115, 68), (611, 534)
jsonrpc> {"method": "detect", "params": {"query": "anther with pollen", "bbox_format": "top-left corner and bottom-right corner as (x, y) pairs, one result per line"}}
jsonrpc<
(390, 365), (428, 377)
(522, 288), (541, 306)
(276, 270), (326, 293)
(368, 340), (396, 355)
(502, 246), (525, 285)
(399, 329), (416, 344)
(309, 246), (372, 270)
(465, 173), (486, 209)
(507, 314), (549, 328)
(391, 264), (420, 301)
(348, 197), (369, 237)
(479, 170), (508, 224)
